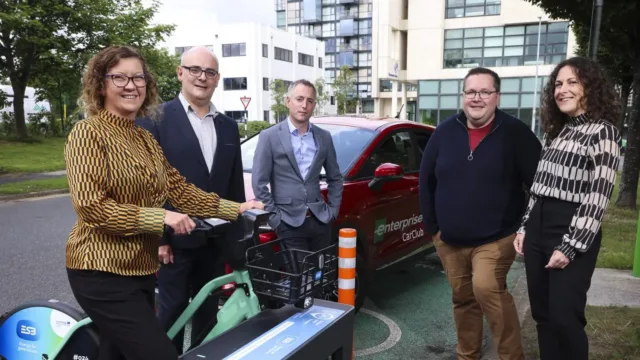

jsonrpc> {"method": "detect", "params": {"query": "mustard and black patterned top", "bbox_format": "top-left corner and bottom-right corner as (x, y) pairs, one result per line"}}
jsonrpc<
(64, 109), (240, 276)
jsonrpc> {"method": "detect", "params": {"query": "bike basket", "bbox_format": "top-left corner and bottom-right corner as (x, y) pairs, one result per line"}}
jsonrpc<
(245, 239), (338, 305)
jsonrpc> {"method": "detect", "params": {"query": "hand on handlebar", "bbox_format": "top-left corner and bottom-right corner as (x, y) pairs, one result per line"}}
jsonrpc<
(164, 210), (196, 235)
(238, 200), (265, 214)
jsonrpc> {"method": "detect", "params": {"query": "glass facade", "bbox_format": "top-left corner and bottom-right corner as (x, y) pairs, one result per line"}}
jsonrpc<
(443, 21), (569, 68)
(417, 77), (548, 135)
(445, 0), (501, 19)
(276, 0), (373, 100)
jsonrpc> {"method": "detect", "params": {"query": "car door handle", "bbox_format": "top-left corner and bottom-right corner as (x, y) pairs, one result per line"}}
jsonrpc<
(410, 186), (419, 193)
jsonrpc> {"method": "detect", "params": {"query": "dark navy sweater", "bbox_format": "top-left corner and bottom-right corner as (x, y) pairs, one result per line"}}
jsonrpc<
(419, 109), (542, 247)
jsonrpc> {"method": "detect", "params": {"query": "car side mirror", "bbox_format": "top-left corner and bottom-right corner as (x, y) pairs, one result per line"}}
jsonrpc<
(368, 163), (404, 192)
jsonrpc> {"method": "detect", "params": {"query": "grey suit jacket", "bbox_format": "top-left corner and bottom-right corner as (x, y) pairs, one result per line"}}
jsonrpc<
(252, 120), (344, 229)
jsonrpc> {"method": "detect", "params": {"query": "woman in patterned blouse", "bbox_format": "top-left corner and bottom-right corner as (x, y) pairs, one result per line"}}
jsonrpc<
(64, 45), (263, 360)
(513, 56), (622, 360)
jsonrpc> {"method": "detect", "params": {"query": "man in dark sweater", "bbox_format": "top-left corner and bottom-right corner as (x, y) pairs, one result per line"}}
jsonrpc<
(419, 67), (541, 360)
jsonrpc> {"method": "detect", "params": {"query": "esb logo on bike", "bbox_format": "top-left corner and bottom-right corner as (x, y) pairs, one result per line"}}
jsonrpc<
(16, 319), (39, 341)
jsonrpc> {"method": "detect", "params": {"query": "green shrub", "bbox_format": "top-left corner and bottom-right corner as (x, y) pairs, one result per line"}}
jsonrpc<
(239, 121), (272, 139)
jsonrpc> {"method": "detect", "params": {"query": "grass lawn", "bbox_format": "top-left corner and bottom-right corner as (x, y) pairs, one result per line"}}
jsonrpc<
(521, 306), (640, 360)
(0, 137), (67, 174)
(597, 175), (640, 269)
(0, 176), (68, 195)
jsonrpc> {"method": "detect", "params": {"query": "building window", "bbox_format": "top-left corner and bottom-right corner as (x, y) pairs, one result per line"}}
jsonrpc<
(263, 77), (269, 91)
(318, 57), (323, 68)
(225, 111), (246, 121)
(223, 77), (248, 91)
(298, 53), (314, 67)
(275, 47), (293, 62)
(443, 22), (569, 69)
(264, 110), (270, 122)
(277, 11), (286, 29)
(417, 77), (547, 134)
(222, 43), (246, 57)
(362, 100), (374, 113)
(445, 0), (501, 18)
(357, 19), (372, 35)
(262, 44), (268, 58)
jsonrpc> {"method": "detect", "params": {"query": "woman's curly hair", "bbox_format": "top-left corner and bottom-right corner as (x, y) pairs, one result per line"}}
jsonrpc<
(540, 56), (621, 142)
(79, 45), (159, 118)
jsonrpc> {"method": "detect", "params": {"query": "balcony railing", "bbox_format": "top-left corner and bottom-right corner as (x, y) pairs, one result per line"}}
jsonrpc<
(337, 9), (358, 19)
(339, 43), (358, 52)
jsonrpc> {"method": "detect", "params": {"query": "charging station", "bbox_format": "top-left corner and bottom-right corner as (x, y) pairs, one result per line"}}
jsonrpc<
(180, 299), (355, 360)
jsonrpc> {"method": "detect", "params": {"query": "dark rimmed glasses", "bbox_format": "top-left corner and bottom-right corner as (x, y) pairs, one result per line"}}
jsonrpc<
(462, 90), (499, 99)
(105, 74), (147, 88)
(181, 65), (219, 79)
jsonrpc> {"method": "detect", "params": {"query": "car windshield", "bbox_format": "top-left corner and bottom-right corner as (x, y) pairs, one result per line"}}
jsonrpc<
(241, 123), (376, 175)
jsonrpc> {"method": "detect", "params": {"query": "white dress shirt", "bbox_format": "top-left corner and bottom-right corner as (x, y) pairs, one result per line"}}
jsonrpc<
(178, 92), (218, 172)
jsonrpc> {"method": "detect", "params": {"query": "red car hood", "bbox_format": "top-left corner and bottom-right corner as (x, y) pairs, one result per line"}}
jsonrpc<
(242, 172), (328, 201)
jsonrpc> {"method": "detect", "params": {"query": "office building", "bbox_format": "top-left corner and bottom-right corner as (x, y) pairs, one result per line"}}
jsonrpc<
(276, 0), (374, 113)
(175, 22), (334, 124)
(373, 0), (576, 134)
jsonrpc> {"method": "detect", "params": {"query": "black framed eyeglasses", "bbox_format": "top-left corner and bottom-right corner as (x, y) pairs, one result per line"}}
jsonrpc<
(462, 90), (498, 99)
(105, 74), (147, 88)
(181, 66), (219, 79)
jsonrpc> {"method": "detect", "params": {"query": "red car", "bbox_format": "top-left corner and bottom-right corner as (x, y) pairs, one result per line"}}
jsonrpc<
(239, 115), (437, 310)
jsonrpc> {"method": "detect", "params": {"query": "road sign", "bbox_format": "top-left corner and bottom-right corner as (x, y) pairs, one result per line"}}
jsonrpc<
(240, 96), (251, 110)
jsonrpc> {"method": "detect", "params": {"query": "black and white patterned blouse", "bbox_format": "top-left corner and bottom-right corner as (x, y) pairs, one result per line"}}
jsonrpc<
(518, 113), (622, 261)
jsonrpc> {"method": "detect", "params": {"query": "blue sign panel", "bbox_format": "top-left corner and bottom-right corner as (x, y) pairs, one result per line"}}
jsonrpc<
(222, 305), (345, 360)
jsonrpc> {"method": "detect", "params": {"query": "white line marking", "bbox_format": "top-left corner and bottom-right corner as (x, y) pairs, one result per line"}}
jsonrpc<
(354, 308), (402, 357)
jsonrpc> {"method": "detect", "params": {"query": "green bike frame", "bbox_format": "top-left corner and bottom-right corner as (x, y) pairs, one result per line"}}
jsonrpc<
(46, 270), (260, 359)
(167, 269), (261, 343)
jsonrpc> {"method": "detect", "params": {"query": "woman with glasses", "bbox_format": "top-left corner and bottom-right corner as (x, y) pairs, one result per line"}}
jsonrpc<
(64, 45), (263, 360)
(514, 56), (622, 360)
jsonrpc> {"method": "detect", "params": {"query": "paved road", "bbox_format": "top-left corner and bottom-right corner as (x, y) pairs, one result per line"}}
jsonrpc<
(0, 195), (78, 313)
(0, 195), (526, 359)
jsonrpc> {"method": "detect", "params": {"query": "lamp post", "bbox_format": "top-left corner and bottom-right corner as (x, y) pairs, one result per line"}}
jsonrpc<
(531, 16), (543, 136)
(590, 0), (604, 60)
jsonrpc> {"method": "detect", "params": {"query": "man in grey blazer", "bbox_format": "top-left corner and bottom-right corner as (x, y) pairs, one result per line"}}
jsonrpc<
(252, 79), (343, 268)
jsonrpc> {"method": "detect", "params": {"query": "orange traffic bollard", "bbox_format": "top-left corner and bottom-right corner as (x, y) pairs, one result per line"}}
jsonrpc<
(338, 228), (356, 359)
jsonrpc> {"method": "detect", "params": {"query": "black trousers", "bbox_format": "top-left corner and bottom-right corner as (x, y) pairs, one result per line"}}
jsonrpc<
(157, 242), (224, 354)
(275, 214), (332, 274)
(524, 197), (601, 360)
(67, 268), (178, 360)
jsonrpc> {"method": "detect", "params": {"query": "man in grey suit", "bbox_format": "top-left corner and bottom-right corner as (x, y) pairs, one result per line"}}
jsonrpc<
(252, 79), (343, 268)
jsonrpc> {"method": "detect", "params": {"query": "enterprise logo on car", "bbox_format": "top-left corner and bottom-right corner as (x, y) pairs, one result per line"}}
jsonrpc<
(16, 320), (39, 341)
(374, 214), (423, 243)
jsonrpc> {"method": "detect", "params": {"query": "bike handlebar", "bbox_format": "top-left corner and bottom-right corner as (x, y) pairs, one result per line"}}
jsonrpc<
(166, 209), (273, 241)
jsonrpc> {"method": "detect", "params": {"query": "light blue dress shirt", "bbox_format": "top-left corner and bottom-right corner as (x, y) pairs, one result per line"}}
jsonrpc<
(287, 118), (317, 180)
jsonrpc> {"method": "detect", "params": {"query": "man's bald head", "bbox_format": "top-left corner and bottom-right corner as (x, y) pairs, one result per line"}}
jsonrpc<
(177, 46), (220, 107)
(180, 46), (219, 70)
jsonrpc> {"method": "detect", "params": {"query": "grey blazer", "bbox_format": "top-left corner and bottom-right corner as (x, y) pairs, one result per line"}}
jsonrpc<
(251, 120), (343, 229)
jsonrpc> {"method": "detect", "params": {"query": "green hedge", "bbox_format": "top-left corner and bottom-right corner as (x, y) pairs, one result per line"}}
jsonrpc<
(239, 121), (272, 139)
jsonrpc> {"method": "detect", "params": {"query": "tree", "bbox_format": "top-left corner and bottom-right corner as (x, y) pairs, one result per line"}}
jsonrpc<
(314, 77), (330, 115)
(269, 79), (289, 122)
(332, 65), (357, 114)
(141, 47), (181, 102)
(0, 0), (174, 139)
(523, 0), (640, 208)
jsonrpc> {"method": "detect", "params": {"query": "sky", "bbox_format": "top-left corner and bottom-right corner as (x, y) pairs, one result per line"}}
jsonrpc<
(146, 0), (277, 51)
